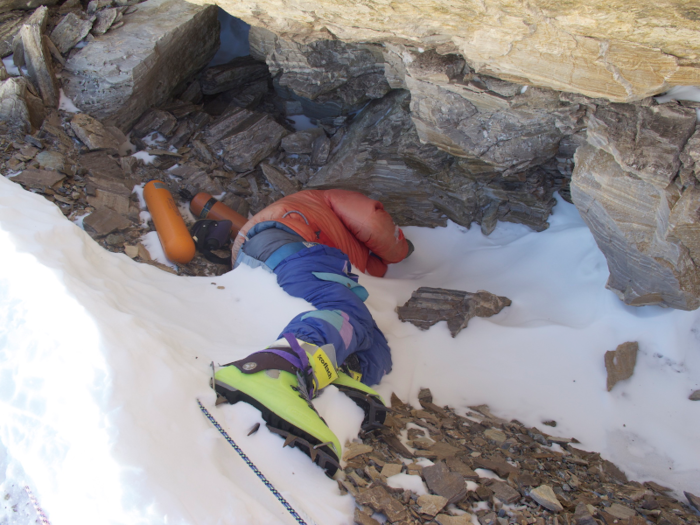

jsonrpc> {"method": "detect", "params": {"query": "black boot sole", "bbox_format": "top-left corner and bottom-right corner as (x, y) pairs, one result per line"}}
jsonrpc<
(334, 386), (389, 432)
(214, 380), (340, 477)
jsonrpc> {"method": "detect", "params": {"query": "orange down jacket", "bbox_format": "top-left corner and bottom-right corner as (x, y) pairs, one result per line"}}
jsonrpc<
(232, 189), (410, 277)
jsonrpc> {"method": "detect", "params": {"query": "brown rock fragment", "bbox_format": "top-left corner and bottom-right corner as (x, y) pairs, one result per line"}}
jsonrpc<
(86, 177), (131, 214)
(605, 503), (636, 519)
(574, 502), (597, 525)
(605, 342), (638, 391)
(71, 113), (123, 151)
(472, 457), (518, 477)
(436, 514), (473, 525)
(417, 494), (448, 517)
(397, 287), (511, 337)
(354, 507), (380, 525)
(529, 484), (563, 512)
(355, 486), (407, 523)
(50, 12), (93, 54)
(12, 168), (64, 190)
(381, 463), (403, 478)
(20, 22), (58, 107)
(83, 207), (131, 236)
(343, 442), (373, 461)
(0, 77), (45, 132)
(489, 480), (521, 504)
(91, 8), (117, 35)
(446, 457), (479, 481)
(689, 390), (700, 401)
(423, 461), (467, 504)
(260, 162), (300, 196)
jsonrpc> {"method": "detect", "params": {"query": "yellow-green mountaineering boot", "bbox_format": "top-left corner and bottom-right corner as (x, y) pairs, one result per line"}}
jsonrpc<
(213, 336), (343, 476)
(332, 370), (389, 431)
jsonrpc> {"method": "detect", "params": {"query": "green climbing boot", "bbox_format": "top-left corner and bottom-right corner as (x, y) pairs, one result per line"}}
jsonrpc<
(214, 363), (342, 476)
(333, 370), (389, 431)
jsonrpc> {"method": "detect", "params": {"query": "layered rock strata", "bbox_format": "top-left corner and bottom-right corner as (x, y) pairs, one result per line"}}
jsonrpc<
(249, 26), (391, 120)
(571, 103), (700, 310)
(187, 0), (700, 102)
(62, 0), (219, 130)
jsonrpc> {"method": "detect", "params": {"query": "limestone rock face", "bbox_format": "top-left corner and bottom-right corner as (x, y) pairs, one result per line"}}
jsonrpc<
(571, 102), (700, 310)
(62, 0), (219, 130)
(190, 0), (700, 102)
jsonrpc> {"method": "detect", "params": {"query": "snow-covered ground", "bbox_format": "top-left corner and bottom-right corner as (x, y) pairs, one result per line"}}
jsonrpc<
(1, 173), (699, 525)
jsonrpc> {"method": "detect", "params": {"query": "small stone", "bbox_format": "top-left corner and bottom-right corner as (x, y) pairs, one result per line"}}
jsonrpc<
(353, 508), (380, 525)
(605, 341), (638, 391)
(260, 163), (300, 197)
(606, 503), (636, 519)
(50, 13), (94, 54)
(484, 428), (507, 443)
(689, 390), (700, 401)
(573, 502), (597, 525)
(137, 242), (151, 260)
(356, 486), (407, 523)
(489, 480), (522, 504)
(418, 387), (433, 404)
(82, 207), (131, 237)
(423, 461), (468, 504)
(445, 457), (479, 481)
(472, 458), (518, 477)
(343, 442), (373, 461)
(86, 177), (132, 214)
(436, 514), (473, 525)
(70, 113), (122, 151)
(11, 168), (65, 190)
(529, 485), (564, 512)
(400, 460), (418, 473)
(417, 494), (448, 517)
(124, 245), (138, 258)
(311, 134), (331, 165)
(381, 463), (403, 478)
(35, 151), (68, 173)
(105, 233), (125, 246)
(92, 8), (117, 35)
(428, 441), (461, 460)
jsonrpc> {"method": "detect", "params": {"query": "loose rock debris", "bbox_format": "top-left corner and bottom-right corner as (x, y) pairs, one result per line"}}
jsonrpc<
(343, 389), (700, 525)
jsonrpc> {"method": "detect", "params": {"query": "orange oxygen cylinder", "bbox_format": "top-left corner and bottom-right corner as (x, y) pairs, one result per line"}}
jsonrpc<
(143, 180), (195, 264)
(189, 192), (248, 238)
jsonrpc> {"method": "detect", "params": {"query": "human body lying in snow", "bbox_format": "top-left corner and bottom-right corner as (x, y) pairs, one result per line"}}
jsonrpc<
(214, 189), (413, 475)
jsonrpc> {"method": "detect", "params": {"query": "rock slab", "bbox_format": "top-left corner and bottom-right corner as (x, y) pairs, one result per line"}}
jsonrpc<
(571, 102), (700, 310)
(605, 342), (639, 392)
(397, 287), (511, 337)
(62, 0), (219, 130)
(189, 0), (700, 102)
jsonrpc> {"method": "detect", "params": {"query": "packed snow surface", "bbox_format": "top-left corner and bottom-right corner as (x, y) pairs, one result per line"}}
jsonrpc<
(1, 174), (699, 524)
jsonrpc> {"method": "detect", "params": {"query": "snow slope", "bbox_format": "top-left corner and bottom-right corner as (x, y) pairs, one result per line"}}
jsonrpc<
(1, 173), (698, 524)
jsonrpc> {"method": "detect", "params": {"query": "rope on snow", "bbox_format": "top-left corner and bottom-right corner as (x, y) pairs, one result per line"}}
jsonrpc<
(196, 398), (309, 525)
(24, 485), (51, 525)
